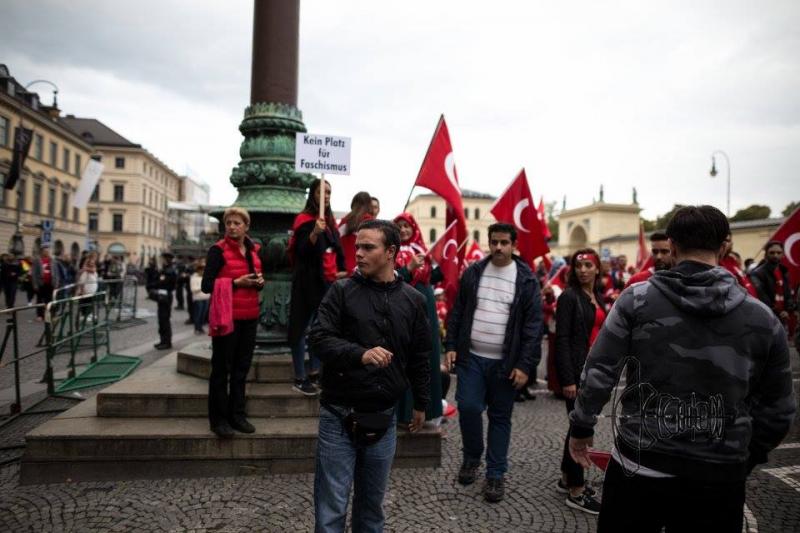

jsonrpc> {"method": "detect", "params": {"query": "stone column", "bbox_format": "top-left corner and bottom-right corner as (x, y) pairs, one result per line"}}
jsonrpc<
(218, 0), (313, 353)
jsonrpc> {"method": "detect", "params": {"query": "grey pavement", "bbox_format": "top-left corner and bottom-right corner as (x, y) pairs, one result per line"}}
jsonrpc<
(0, 317), (798, 530)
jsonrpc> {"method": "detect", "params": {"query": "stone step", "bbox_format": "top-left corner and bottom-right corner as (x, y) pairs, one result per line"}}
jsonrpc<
(21, 396), (442, 484)
(96, 353), (318, 418)
(177, 342), (296, 383)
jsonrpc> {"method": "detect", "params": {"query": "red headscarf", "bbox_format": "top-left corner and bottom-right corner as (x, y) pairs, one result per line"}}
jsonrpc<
(393, 212), (431, 286)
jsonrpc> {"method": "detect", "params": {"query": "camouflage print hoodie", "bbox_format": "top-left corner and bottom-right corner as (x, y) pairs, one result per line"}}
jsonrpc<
(570, 260), (796, 481)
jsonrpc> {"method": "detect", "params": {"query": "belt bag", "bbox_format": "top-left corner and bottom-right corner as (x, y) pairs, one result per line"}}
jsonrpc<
(323, 404), (393, 447)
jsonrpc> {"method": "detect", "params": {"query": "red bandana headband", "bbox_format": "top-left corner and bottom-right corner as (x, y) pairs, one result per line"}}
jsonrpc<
(575, 253), (600, 269)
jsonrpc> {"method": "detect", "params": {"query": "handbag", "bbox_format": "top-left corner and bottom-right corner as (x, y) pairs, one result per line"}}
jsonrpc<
(322, 403), (393, 447)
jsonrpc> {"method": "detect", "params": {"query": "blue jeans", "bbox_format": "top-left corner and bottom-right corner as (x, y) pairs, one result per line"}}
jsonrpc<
(193, 299), (209, 332)
(291, 313), (320, 380)
(314, 405), (396, 533)
(456, 353), (517, 479)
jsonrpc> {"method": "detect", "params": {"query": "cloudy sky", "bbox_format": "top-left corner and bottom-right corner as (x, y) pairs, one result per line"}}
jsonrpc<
(2, 0), (798, 220)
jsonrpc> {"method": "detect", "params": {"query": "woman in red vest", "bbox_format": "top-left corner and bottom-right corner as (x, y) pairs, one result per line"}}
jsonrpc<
(288, 179), (346, 396)
(201, 207), (264, 438)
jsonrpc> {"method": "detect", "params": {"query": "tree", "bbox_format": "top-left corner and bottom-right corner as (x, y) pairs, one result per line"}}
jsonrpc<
(783, 201), (800, 217)
(730, 204), (771, 222)
(642, 218), (657, 231)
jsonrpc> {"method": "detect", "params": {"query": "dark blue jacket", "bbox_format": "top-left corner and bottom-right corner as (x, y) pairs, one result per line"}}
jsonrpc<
(444, 255), (543, 376)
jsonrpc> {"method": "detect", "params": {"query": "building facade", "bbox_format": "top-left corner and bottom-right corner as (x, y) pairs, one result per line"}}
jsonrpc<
(62, 116), (183, 266)
(0, 65), (92, 260)
(553, 201), (642, 258)
(405, 189), (497, 249)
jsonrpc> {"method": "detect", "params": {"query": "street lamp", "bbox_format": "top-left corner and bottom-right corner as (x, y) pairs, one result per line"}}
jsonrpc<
(10, 79), (59, 256)
(709, 150), (730, 217)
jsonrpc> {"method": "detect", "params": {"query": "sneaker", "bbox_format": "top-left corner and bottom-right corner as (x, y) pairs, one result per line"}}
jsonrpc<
(229, 417), (255, 434)
(210, 422), (235, 438)
(556, 479), (596, 497)
(308, 373), (320, 386)
(566, 490), (601, 515)
(484, 477), (505, 503)
(457, 460), (480, 485)
(292, 379), (319, 397)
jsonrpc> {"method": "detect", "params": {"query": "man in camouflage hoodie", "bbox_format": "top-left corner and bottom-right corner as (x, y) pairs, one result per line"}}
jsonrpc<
(568, 205), (796, 533)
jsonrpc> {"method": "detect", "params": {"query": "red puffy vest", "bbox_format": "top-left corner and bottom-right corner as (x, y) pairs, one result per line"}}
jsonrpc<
(216, 236), (262, 321)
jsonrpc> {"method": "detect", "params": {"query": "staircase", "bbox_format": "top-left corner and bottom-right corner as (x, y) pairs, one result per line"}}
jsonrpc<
(20, 342), (441, 484)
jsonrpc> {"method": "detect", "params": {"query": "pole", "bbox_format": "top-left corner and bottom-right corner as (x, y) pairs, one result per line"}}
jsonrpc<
(319, 173), (326, 220)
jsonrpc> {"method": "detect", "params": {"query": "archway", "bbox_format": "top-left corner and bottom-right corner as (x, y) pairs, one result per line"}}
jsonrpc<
(569, 225), (588, 252)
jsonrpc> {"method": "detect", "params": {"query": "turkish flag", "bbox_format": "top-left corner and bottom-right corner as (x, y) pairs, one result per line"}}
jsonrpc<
(490, 169), (550, 269)
(767, 207), (800, 286)
(538, 196), (552, 240)
(466, 240), (485, 264)
(429, 221), (461, 310)
(635, 221), (651, 271)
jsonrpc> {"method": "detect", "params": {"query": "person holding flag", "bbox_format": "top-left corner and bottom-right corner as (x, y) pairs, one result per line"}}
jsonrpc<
(393, 212), (444, 426)
(750, 240), (797, 332)
(444, 223), (543, 503)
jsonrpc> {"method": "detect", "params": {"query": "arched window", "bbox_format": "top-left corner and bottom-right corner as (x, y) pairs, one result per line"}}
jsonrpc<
(464, 207), (469, 219)
(429, 228), (437, 243)
(474, 208), (480, 220)
(430, 206), (436, 218)
(473, 230), (480, 244)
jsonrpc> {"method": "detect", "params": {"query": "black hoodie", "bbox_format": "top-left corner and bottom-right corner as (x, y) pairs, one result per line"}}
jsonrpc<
(570, 261), (796, 481)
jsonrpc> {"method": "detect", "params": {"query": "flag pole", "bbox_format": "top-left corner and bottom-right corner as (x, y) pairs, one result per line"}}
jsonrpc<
(319, 173), (326, 220)
(404, 114), (446, 212)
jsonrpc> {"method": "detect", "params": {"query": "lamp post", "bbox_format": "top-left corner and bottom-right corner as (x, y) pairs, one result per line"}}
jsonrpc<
(10, 80), (59, 256)
(709, 150), (730, 217)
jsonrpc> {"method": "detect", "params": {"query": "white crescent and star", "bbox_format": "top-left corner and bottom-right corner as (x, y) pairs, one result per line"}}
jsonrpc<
(444, 152), (460, 192)
(513, 198), (530, 233)
(443, 239), (458, 262)
(785, 232), (800, 266)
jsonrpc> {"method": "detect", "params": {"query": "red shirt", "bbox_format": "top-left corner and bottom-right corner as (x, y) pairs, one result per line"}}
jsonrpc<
(41, 256), (52, 285)
(589, 305), (606, 347)
(625, 268), (653, 288)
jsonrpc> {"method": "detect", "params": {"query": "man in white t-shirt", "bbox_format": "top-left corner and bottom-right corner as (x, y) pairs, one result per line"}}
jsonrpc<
(445, 223), (543, 503)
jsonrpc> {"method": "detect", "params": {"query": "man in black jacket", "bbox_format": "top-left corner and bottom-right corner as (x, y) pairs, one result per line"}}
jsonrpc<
(750, 240), (797, 328)
(445, 223), (543, 503)
(153, 251), (177, 350)
(569, 206), (795, 532)
(308, 219), (430, 533)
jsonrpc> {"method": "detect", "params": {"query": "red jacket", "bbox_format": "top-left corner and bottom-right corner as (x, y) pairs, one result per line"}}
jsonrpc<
(216, 236), (262, 321)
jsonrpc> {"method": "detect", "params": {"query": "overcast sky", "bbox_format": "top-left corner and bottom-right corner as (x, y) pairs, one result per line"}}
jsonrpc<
(2, 0), (798, 220)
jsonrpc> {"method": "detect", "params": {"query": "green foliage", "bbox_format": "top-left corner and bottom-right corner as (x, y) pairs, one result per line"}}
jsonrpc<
(782, 201), (800, 217)
(642, 219), (657, 231)
(730, 204), (771, 222)
(654, 204), (687, 230)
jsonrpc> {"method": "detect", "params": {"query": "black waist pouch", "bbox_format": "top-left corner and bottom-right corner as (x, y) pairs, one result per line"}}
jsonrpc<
(323, 404), (393, 447)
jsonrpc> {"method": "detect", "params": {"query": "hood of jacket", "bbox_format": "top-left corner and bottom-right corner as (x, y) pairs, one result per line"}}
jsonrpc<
(649, 262), (747, 317)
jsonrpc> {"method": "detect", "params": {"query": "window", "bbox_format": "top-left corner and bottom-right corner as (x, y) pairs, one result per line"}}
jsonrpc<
(62, 148), (70, 172)
(430, 206), (437, 218)
(474, 208), (480, 220)
(115, 157), (125, 169)
(61, 191), (68, 219)
(113, 184), (124, 202)
(473, 230), (480, 244)
(430, 228), (437, 242)
(464, 207), (469, 219)
(34, 133), (43, 160)
(113, 213), (123, 232)
(50, 141), (58, 166)
(33, 183), (42, 213)
(88, 212), (98, 231)
(73, 207), (79, 222)
(0, 115), (8, 146)
(75, 154), (81, 176)
(48, 186), (56, 216)
(90, 184), (99, 202)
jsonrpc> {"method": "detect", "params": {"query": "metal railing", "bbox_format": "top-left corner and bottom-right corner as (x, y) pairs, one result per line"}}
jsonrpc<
(0, 303), (46, 415)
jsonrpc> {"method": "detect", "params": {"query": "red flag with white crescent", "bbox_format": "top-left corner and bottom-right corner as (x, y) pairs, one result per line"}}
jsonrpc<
(538, 196), (552, 240)
(466, 240), (485, 264)
(635, 221), (651, 271)
(490, 169), (550, 269)
(429, 221), (461, 310)
(767, 207), (800, 286)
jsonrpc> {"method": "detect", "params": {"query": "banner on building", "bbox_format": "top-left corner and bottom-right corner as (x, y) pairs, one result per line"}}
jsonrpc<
(4, 127), (33, 190)
(73, 159), (105, 208)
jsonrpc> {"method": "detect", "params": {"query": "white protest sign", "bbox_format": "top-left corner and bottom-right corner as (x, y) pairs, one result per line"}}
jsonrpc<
(295, 133), (351, 175)
(73, 159), (104, 208)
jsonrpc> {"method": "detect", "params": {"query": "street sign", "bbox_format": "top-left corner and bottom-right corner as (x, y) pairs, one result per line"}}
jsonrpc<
(295, 133), (351, 175)
(41, 219), (54, 232)
(41, 219), (53, 246)
(601, 247), (611, 261)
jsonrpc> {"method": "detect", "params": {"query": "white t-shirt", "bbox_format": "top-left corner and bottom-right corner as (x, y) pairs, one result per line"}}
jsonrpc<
(469, 261), (517, 360)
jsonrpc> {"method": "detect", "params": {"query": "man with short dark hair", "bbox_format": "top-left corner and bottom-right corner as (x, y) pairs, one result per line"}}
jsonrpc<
(750, 240), (797, 327)
(445, 222), (543, 502)
(625, 231), (673, 287)
(569, 205), (795, 532)
(309, 219), (431, 532)
(370, 196), (380, 217)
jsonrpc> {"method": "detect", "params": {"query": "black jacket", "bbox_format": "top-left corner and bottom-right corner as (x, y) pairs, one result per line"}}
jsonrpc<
(750, 261), (796, 312)
(554, 287), (602, 387)
(444, 256), (543, 376)
(288, 218), (345, 344)
(308, 271), (431, 413)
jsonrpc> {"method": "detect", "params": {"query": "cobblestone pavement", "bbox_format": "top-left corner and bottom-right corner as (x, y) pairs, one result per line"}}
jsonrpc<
(0, 326), (798, 531)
